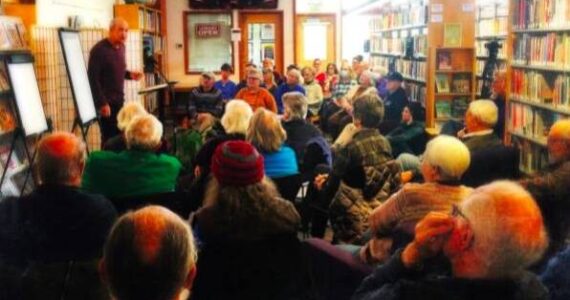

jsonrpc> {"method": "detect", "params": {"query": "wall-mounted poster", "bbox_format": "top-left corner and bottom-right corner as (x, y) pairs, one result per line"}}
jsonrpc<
(195, 23), (221, 38)
(444, 23), (462, 47)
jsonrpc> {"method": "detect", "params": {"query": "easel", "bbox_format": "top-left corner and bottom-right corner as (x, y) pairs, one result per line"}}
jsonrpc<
(70, 117), (97, 153)
(0, 51), (51, 197)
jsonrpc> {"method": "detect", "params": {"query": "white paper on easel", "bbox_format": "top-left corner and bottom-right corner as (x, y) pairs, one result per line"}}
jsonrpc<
(303, 22), (327, 60)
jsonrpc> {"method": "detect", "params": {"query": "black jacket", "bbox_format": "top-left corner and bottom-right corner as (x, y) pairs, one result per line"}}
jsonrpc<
(384, 88), (409, 122)
(0, 184), (117, 265)
(353, 250), (548, 300)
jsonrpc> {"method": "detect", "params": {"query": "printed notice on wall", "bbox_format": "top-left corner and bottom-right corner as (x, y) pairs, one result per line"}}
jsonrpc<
(431, 4), (443, 13)
(462, 4), (474, 12)
(430, 14), (443, 23)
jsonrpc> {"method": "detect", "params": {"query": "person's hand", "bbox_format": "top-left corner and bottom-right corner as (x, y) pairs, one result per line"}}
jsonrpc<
(401, 171), (414, 183)
(130, 71), (144, 81)
(457, 128), (466, 139)
(313, 173), (329, 191)
(194, 166), (202, 179)
(402, 212), (455, 268)
(99, 104), (111, 118)
(196, 113), (209, 124)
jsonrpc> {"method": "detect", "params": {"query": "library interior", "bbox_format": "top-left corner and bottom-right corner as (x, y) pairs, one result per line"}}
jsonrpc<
(1, 0), (570, 299)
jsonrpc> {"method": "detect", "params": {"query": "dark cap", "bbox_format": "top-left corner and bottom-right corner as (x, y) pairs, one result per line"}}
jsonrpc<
(386, 72), (404, 82)
(220, 63), (233, 72)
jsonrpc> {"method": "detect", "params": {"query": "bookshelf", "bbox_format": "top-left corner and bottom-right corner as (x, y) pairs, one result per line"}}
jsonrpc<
(369, 0), (428, 108)
(507, 0), (570, 173)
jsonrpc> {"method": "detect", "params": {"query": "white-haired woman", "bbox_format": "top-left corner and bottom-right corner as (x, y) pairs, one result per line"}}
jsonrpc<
(82, 114), (181, 198)
(103, 101), (147, 152)
(274, 69), (306, 114)
(360, 135), (473, 264)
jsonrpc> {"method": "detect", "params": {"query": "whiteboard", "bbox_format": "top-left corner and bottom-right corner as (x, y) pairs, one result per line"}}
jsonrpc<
(59, 30), (97, 124)
(7, 62), (49, 136)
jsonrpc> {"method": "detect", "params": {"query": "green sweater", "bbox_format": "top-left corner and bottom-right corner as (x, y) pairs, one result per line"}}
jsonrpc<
(81, 150), (181, 198)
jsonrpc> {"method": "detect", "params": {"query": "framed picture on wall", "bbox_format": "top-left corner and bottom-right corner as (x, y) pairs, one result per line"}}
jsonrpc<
(443, 23), (462, 47)
(261, 24), (275, 40)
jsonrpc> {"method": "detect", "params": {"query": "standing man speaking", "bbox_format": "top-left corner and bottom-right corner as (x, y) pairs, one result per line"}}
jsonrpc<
(88, 18), (143, 144)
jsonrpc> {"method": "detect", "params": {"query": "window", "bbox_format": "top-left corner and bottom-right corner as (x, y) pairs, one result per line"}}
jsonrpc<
(184, 12), (233, 74)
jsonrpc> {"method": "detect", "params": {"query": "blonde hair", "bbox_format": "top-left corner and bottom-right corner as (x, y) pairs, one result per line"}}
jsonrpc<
(247, 108), (286, 153)
(125, 114), (163, 151)
(468, 99), (498, 128)
(549, 119), (570, 140)
(423, 135), (471, 180)
(117, 101), (147, 131)
(221, 100), (253, 135)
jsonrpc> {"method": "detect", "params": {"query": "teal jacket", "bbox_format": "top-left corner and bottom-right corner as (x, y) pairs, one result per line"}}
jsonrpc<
(81, 150), (181, 198)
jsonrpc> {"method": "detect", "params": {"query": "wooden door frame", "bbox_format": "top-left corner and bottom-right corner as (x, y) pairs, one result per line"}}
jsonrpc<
(183, 10), (235, 75)
(238, 11), (284, 77)
(293, 13), (337, 67)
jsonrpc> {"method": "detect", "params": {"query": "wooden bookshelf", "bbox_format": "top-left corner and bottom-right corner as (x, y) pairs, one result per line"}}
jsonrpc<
(507, 0), (570, 173)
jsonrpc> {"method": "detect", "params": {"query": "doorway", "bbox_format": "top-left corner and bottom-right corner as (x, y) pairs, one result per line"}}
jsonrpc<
(295, 14), (336, 69)
(239, 12), (284, 78)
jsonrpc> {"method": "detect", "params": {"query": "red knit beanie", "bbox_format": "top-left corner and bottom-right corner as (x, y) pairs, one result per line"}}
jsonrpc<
(211, 140), (265, 186)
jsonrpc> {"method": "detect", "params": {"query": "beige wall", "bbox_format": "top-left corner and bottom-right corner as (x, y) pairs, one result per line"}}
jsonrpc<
(36, 0), (114, 28)
(166, 1), (294, 88)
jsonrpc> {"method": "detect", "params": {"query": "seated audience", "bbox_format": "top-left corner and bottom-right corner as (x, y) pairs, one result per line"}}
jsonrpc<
(383, 72), (409, 123)
(214, 63), (237, 101)
(235, 69), (277, 113)
(101, 206), (197, 300)
(386, 103), (426, 157)
(351, 55), (365, 80)
(362, 135), (472, 264)
(191, 140), (310, 299)
(262, 58), (283, 84)
(82, 114), (181, 198)
(520, 119), (570, 263)
(188, 72), (224, 132)
(314, 94), (398, 242)
(302, 66), (325, 116)
(334, 66), (358, 100)
(247, 108), (299, 179)
(235, 63), (257, 92)
(353, 181), (549, 300)
(103, 101), (147, 152)
(460, 99), (502, 152)
(0, 132), (117, 299)
(187, 100), (253, 202)
(314, 58), (326, 84)
(372, 66), (389, 100)
(321, 62), (339, 99)
(541, 246), (570, 300)
(281, 92), (329, 175)
(262, 67), (278, 99)
(275, 69), (306, 114)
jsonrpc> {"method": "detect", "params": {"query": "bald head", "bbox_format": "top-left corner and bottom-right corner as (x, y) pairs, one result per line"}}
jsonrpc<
(548, 119), (570, 164)
(108, 18), (129, 46)
(37, 132), (86, 186)
(102, 206), (197, 300)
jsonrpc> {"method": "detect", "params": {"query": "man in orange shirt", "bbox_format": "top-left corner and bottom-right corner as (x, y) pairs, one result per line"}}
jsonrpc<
(235, 69), (277, 113)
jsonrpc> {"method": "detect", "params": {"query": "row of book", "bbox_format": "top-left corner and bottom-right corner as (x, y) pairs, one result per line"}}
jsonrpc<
(476, 40), (508, 58)
(404, 82), (426, 105)
(370, 35), (427, 57)
(513, 138), (548, 174)
(513, 33), (570, 67)
(398, 60), (426, 81)
(435, 97), (469, 119)
(511, 70), (570, 106)
(0, 17), (27, 50)
(370, 56), (391, 72)
(369, 4), (426, 32)
(513, 0), (570, 29)
(477, 3), (508, 20)
(138, 8), (161, 33)
(435, 74), (471, 94)
(476, 18), (508, 37)
(510, 102), (559, 139)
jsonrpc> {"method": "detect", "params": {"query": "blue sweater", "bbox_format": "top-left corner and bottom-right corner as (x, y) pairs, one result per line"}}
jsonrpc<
(275, 84), (306, 114)
(214, 80), (237, 101)
(262, 145), (299, 178)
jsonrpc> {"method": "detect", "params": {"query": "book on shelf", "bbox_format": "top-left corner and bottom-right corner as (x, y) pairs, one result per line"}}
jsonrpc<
(0, 101), (16, 134)
(511, 70), (570, 107)
(369, 3), (427, 32)
(452, 74), (471, 93)
(435, 74), (450, 93)
(476, 40), (507, 58)
(404, 82), (426, 105)
(437, 51), (452, 70)
(510, 102), (561, 139)
(477, 18), (508, 37)
(0, 17), (27, 50)
(451, 97), (469, 118)
(435, 99), (451, 118)
(513, 33), (570, 67)
(398, 59), (426, 80)
(512, 138), (548, 173)
(513, 0), (570, 30)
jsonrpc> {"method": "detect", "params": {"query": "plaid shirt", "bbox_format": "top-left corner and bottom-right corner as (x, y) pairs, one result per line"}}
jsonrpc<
(333, 80), (357, 100)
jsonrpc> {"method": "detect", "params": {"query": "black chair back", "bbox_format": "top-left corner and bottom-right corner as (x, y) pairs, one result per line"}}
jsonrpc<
(272, 175), (303, 203)
(109, 191), (198, 219)
(461, 146), (520, 187)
